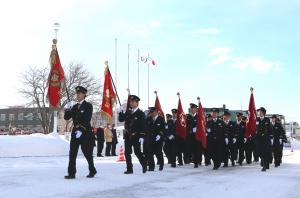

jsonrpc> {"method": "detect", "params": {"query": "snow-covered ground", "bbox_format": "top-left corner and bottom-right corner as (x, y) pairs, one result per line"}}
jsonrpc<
(0, 134), (300, 198)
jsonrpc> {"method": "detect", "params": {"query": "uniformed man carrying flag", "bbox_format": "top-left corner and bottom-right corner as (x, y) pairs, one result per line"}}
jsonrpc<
(119, 95), (147, 174)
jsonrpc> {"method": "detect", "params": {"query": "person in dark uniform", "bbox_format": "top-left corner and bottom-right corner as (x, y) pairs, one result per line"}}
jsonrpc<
(111, 124), (118, 156)
(165, 113), (177, 168)
(271, 115), (287, 167)
(64, 86), (97, 179)
(235, 112), (246, 165)
(173, 109), (184, 166)
(256, 107), (273, 172)
(206, 108), (225, 170)
(118, 95), (147, 174)
(223, 111), (237, 167)
(243, 116), (255, 164)
(186, 103), (202, 168)
(96, 126), (105, 157)
(146, 107), (165, 171)
(204, 114), (213, 166)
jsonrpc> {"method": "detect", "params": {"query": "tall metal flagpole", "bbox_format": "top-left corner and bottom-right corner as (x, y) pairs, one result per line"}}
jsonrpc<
(147, 53), (150, 108)
(53, 22), (60, 134)
(137, 49), (140, 97)
(114, 38), (118, 126)
(127, 44), (130, 90)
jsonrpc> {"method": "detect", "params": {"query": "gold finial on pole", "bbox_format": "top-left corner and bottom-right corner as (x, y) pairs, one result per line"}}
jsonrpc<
(104, 60), (109, 67)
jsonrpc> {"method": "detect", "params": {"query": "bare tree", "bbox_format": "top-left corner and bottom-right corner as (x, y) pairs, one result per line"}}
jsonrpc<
(19, 62), (102, 134)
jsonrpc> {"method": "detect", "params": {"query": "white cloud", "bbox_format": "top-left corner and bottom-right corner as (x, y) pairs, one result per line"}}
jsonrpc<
(232, 56), (280, 72)
(209, 47), (280, 72)
(188, 28), (220, 35)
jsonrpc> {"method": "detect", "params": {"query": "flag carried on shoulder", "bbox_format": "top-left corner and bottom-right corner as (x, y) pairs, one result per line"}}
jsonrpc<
(196, 97), (207, 148)
(245, 88), (256, 138)
(176, 93), (187, 140)
(101, 67), (116, 123)
(47, 39), (65, 108)
(154, 91), (164, 119)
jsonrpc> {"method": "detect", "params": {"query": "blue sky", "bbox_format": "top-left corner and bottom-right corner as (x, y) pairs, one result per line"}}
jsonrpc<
(0, 0), (299, 123)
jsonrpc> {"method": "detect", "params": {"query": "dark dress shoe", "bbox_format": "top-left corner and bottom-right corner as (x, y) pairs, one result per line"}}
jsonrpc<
(64, 174), (75, 179)
(86, 171), (97, 178)
(159, 165), (164, 171)
(124, 170), (133, 174)
(171, 164), (176, 168)
(194, 164), (198, 168)
(261, 168), (266, 172)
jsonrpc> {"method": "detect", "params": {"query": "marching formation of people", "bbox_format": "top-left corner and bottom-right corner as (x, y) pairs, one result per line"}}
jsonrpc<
(63, 86), (287, 179)
(118, 95), (288, 174)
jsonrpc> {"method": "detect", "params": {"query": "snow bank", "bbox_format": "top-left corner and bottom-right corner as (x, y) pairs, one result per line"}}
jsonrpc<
(0, 133), (70, 157)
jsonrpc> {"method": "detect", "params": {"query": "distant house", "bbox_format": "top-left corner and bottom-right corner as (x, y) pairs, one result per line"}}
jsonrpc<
(0, 106), (48, 133)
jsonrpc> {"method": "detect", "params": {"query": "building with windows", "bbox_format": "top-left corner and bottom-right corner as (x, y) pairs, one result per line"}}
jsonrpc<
(0, 106), (46, 133)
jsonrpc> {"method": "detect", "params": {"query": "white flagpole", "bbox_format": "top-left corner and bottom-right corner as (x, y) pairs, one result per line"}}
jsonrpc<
(137, 49), (140, 97)
(53, 22), (60, 134)
(114, 38), (118, 126)
(147, 53), (150, 108)
(127, 44), (130, 90)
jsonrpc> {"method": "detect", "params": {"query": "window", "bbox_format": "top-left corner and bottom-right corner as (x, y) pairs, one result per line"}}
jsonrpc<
(9, 114), (15, 121)
(0, 114), (5, 121)
(18, 113), (24, 121)
(26, 113), (33, 121)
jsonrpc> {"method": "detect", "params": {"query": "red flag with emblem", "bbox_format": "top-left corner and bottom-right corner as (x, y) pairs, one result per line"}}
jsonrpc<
(101, 67), (116, 123)
(154, 92), (165, 119)
(195, 98), (207, 148)
(47, 40), (65, 108)
(176, 95), (187, 139)
(245, 89), (256, 138)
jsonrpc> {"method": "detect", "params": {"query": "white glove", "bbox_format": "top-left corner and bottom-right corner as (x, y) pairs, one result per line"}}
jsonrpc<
(192, 127), (197, 133)
(66, 100), (73, 109)
(244, 138), (247, 143)
(279, 139), (282, 144)
(155, 135), (161, 141)
(225, 138), (229, 145)
(207, 128), (211, 133)
(169, 135), (175, 140)
(270, 139), (274, 145)
(139, 138), (144, 145)
(75, 130), (82, 139)
(233, 138), (237, 144)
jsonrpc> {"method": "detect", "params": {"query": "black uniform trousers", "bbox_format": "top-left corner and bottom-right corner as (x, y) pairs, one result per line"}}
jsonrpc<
(273, 139), (284, 165)
(97, 140), (104, 156)
(105, 142), (112, 156)
(148, 140), (164, 170)
(256, 137), (271, 169)
(211, 138), (224, 168)
(176, 136), (185, 165)
(124, 135), (146, 171)
(191, 135), (202, 165)
(245, 138), (255, 164)
(237, 139), (245, 163)
(166, 139), (177, 166)
(68, 134), (96, 175)
(204, 136), (213, 165)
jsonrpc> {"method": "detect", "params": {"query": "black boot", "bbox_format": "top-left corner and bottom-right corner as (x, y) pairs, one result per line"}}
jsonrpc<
(194, 164), (198, 168)
(171, 163), (176, 168)
(86, 170), (97, 178)
(143, 164), (147, 173)
(159, 165), (164, 171)
(64, 174), (75, 179)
